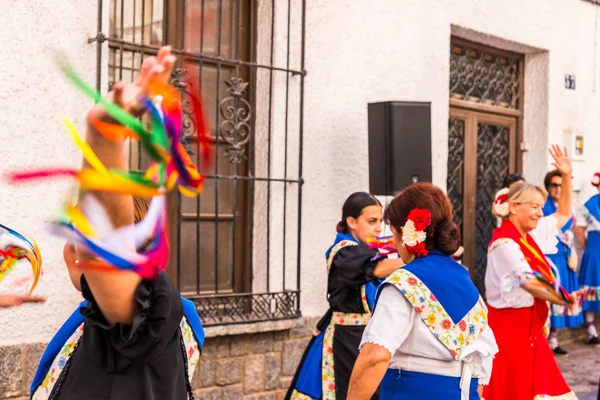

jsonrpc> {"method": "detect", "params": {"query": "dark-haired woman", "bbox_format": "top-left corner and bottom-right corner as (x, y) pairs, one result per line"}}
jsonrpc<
(534, 150), (583, 355)
(502, 173), (525, 189)
(285, 192), (404, 400)
(347, 183), (497, 400)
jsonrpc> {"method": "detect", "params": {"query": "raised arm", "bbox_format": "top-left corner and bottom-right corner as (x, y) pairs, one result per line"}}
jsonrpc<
(549, 145), (573, 229)
(76, 47), (176, 325)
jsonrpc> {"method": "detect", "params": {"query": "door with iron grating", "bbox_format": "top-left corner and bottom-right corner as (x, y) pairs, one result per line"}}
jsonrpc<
(447, 39), (522, 296)
(473, 120), (514, 295)
(447, 110), (516, 296)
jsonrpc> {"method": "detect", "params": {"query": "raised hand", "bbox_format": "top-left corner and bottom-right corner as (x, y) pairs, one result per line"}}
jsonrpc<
(87, 46), (177, 128)
(548, 144), (572, 176)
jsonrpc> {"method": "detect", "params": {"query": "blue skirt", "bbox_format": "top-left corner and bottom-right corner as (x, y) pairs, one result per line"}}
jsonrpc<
(380, 369), (479, 400)
(548, 249), (583, 328)
(580, 232), (600, 313)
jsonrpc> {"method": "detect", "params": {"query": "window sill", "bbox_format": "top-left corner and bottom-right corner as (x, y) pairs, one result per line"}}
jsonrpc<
(204, 317), (305, 338)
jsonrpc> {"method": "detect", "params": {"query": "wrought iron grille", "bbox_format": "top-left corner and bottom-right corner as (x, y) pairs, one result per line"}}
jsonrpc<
(474, 123), (510, 295)
(92, 0), (306, 326)
(449, 43), (520, 109)
(447, 118), (465, 238)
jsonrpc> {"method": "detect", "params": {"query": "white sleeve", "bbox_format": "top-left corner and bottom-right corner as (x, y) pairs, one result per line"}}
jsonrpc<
(488, 241), (533, 307)
(530, 215), (559, 255)
(460, 324), (498, 385)
(360, 285), (415, 355)
(576, 206), (589, 227)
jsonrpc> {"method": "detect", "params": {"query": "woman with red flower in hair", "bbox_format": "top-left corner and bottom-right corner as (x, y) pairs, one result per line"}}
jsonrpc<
(348, 183), (498, 400)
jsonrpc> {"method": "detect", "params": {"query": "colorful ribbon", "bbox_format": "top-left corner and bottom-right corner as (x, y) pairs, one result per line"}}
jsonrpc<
(367, 236), (398, 261)
(0, 224), (42, 294)
(49, 195), (169, 279)
(8, 66), (212, 199)
(6, 63), (212, 278)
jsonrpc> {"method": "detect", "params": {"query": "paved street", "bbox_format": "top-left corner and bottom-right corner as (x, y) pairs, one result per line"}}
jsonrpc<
(557, 339), (600, 399)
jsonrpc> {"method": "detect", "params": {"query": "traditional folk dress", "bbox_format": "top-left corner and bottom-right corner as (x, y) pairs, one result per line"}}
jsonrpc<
(577, 194), (600, 312)
(285, 233), (384, 400)
(361, 250), (497, 400)
(483, 220), (576, 400)
(30, 272), (205, 400)
(532, 198), (583, 328)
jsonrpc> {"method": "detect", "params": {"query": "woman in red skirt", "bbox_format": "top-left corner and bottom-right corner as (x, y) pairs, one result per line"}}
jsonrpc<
(484, 148), (580, 400)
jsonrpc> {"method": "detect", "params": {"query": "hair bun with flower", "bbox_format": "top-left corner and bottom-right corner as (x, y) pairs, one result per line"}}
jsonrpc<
(592, 172), (600, 187)
(402, 208), (432, 257)
(493, 187), (510, 218)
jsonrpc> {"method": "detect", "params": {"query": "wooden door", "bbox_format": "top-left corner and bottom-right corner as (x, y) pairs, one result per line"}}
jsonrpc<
(447, 108), (517, 295)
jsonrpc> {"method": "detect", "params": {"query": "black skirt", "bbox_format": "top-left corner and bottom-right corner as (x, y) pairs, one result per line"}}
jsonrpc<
(284, 310), (379, 399)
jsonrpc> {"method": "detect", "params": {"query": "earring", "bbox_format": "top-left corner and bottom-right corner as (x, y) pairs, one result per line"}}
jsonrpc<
(75, 260), (80, 265)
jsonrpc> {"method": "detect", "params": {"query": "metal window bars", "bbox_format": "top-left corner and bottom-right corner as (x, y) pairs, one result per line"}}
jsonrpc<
(91, 0), (306, 326)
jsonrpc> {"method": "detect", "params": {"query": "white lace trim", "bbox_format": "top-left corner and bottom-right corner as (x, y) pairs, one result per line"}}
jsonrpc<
(358, 339), (395, 356)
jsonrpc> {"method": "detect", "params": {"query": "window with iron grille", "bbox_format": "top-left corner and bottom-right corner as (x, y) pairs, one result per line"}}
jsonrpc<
(92, 0), (306, 326)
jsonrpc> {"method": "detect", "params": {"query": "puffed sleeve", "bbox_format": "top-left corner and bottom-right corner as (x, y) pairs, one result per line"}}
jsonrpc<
(486, 240), (534, 308)
(330, 245), (380, 287)
(576, 206), (589, 228)
(359, 285), (415, 355)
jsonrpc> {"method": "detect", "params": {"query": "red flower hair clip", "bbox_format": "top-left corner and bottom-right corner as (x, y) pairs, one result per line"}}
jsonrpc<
(592, 172), (600, 187)
(402, 208), (432, 257)
(493, 188), (510, 218)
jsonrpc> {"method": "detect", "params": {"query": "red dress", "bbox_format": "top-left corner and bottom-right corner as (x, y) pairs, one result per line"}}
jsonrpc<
(483, 221), (576, 400)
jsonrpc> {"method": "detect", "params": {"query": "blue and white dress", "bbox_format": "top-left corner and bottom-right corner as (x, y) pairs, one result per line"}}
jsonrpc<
(533, 198), (583, 328)
(360, 251), (498, 400)
(577, 194), (600, 312)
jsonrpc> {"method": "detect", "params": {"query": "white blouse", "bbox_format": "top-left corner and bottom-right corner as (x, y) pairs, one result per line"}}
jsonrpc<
(360, 286), (498, 385)
(530, 214), (559, 255)
(485, 239), (534, 308)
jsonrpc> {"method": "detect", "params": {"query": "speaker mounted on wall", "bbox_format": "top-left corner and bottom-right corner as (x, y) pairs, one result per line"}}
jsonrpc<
(367, 101), (432, 196)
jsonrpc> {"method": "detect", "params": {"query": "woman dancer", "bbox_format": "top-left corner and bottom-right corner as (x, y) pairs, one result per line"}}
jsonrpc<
(347, 183), (498, 400)
(285, 192), (404, 400)
(29, 46), (205, 400)
(534, 147), (583, 355)
(575, 172), (600, 346)
(484, 180), (578, 400)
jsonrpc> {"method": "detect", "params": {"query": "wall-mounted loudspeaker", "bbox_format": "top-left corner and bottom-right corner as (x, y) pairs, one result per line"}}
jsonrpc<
(367, 101), (432, 196)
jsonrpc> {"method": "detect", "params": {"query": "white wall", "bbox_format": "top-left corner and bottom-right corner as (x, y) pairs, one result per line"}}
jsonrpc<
(0, 0), (102, 343)
(299, 0), (600, 317)
(3, 0), (600, 342)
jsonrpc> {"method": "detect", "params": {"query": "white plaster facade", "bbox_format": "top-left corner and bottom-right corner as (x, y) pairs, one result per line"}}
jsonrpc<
(1, 0), (600, 345)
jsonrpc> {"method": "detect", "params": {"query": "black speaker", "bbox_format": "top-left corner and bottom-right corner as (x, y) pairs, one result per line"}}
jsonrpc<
(367, 101), (432, 196)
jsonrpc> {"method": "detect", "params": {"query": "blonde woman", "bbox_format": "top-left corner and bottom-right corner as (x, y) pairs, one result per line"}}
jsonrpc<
(484, 179), (579, 400)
